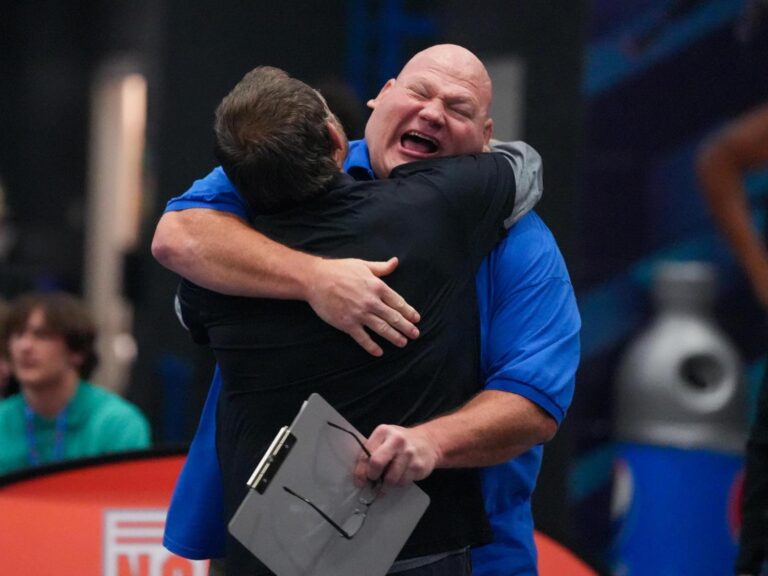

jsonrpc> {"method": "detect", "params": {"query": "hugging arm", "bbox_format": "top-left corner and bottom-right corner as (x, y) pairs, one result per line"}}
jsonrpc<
(355, 151), (578, 487)
(152, 208), (420, 357)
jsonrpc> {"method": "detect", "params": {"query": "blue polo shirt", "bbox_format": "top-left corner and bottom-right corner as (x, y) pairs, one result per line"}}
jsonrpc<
(162, 141), (580, 575)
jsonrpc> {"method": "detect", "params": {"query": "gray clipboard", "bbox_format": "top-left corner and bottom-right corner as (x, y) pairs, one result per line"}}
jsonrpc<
(228, 393), (431, 576)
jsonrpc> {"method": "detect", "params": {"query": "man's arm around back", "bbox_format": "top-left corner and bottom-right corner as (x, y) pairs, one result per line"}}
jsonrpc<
(152, 208), (420, 357)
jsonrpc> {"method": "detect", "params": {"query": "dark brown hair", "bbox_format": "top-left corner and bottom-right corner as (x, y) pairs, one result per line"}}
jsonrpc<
(213, 66), (343, 214)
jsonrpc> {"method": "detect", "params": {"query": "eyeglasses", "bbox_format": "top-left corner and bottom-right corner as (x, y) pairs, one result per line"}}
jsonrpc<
(282, 421), (382, 540)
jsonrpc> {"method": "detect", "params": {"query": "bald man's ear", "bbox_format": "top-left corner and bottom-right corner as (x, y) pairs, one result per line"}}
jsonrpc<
(483, 118), (494, 148)
(367, 79), (396, 110)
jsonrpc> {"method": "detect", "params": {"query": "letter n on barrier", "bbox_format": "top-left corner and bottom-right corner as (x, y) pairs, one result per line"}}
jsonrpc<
(118, 554), (150, 576)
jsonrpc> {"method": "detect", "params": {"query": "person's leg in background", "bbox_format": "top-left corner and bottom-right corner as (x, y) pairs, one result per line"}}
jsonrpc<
(737, 366), (768, 576)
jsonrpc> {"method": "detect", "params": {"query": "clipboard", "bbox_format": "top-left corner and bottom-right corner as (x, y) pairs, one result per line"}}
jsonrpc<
(228, 393), (430, 576)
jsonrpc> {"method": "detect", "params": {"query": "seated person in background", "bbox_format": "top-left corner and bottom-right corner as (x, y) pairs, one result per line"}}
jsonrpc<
(177, 65), (537, 575)
(0, 292), (150, 475)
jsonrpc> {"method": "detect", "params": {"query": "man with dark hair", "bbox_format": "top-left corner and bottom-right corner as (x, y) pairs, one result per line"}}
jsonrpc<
(176, 63), (539, 575)
(0, 292), (150, 475)
(213, 66), (344, 215)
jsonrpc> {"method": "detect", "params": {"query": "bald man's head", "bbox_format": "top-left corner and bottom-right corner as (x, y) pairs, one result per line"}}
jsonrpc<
(364, 44), (494, 178)
(398, 44), (493, 115)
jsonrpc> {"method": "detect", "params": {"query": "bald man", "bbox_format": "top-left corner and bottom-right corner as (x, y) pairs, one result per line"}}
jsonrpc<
(154, 45), (580, 575)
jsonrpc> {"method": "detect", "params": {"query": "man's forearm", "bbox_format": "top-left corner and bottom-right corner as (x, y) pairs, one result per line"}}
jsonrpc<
(152, 209), (315, 298)
(358, 390), (557, 485)
(416, 390), (557, 467)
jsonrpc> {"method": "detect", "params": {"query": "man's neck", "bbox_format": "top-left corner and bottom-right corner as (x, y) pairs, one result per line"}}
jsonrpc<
(22, 374), (80, 418)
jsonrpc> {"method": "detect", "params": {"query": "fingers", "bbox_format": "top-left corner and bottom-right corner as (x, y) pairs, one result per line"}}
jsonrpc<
(363, 312), (414, 348)
(353, 426), (393, 486)
(380, 452), (412, 486)
(353, 425), (436, 487)
(368, 256), (400, 277)
(380, 288), (420, 326)
(350, 310), (413, 353)
(348, 327), (384, 358)
(354, 453), (411, 487)
(356, 279), (421, 350)
(365, 440), (398, 483)
(353, 453), (369, 487)
(368, 258), (421, 326)
(306, 257), (420, 356)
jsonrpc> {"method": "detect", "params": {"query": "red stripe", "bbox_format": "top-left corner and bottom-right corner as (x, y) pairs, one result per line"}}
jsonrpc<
(116, 521), (165, 529)
(115, 537), (164, 544)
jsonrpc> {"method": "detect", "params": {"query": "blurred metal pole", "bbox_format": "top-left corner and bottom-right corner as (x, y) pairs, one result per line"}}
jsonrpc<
(84, 58), (146, 393)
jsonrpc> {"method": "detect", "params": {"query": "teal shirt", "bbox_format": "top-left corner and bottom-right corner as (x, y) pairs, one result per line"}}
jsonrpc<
(0, 381), (151, 475)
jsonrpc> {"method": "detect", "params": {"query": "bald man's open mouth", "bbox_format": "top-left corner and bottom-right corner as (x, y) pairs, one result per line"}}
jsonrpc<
(401, 131), (439, 155)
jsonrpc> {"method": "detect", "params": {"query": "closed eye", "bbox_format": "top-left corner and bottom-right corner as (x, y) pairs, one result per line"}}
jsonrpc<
(450, 106), (474, 118)
(408, 87), (428, 100)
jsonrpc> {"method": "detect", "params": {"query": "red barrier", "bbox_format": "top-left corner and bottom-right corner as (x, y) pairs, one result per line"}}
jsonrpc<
(535, 532), (597, 576)
(0, 451), (595, 575)
(0, 451), (206, 575)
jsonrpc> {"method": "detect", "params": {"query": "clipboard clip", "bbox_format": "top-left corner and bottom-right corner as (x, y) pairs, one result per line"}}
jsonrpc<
(247, 425), (297, 494)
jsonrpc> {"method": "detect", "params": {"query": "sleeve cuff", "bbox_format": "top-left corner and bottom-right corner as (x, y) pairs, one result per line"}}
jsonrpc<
(164, 199), (250, 220)
(485, 378), (566, 425)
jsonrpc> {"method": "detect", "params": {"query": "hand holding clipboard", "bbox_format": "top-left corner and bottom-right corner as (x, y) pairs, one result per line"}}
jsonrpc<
(229, 393), (430, 576)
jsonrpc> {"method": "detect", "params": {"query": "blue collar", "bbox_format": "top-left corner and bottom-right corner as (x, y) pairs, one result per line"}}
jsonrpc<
(343, 140), (376, 181)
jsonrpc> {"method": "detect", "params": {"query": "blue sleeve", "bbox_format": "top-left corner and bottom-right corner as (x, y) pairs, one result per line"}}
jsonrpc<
(163, 166), (253, 221)
(476, 212), (581, 424)
(163, 367), (226, 559)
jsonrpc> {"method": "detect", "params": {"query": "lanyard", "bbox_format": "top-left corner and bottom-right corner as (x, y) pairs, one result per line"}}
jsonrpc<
(24, 404), (68, 466)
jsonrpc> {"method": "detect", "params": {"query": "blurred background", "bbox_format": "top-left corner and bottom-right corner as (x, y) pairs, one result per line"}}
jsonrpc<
(1, 0), (767, 572)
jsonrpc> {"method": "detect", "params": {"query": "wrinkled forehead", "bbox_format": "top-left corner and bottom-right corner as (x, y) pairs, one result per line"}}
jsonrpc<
(398, 52), (492, 111)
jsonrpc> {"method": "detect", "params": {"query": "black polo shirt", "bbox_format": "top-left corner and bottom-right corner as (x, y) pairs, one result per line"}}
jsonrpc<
(178, 152), (516, 574)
